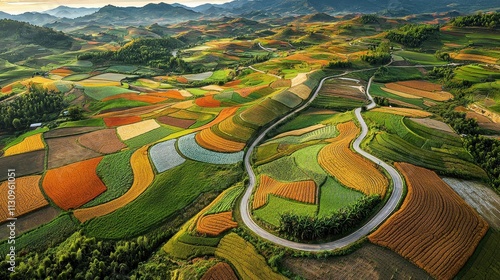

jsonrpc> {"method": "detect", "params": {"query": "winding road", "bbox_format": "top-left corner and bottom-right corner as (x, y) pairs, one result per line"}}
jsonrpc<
(239, 72), (404, 252)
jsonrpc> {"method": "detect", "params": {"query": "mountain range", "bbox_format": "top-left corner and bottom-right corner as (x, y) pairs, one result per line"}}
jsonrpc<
(0, 0), (498, 27)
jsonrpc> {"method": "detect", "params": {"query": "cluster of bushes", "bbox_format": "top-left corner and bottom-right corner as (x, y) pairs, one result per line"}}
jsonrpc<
(360, 14), (379, 24)
(0, 86), (64, 131)
(278, 195), (381, 240)
(78, 38), (191, 73)
(464, 136), (500, 191)
(386, 24), (439, 47)
(327, 60), (352, 69)
(451, 12), (499, 28)
(361, 42), (391, 65)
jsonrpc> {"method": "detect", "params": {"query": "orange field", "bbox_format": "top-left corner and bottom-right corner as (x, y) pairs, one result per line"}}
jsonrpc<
(286, 53), (329, 65)
(371, 107), (432, 118)
(318, 122), (388, 197)
(253, 174), (316, 209)
(49, 68), (74, 77)
(102, 93), (167, 104)
(1, 84), (12, 94)
(196, 211), (238, 236)
(43, 157), (107, 210)
(452, 53), (498, 64)
(195, 128), (245, 152)
(224, 80), (241, 87)
(201, 262), (238, 280)
(148, 90), (185, 100)
(74, 146), (154, 222)
(235, 85), (269, 97)
(385, 83), (453, 101)
(369, 163), (489, 280)
(4, 133), (45, 156)
(176, 76), (188, 83)
(0, 175), (47, 223)
(195, 95), (222, 107)
(396, 80), (442, 92)
(104, 116), (142, 127)
(217, 116), (256, 140)
(196, 107), (240, 131)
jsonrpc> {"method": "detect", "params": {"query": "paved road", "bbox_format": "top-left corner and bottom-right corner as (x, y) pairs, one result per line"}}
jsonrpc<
(239, 72), (404, 251)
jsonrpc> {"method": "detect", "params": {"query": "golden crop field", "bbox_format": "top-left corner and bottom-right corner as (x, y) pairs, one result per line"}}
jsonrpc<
(215, 233), (287, 280)
(116, 119), (161, 141)
(371, 107), (433, 118)
(396, 80), (443, 92)
(452, 53), (498, 64)
(4, 133), (45, 156)
(318, 122), (388, 197)
(195, 128), (246, 152)
(381, 87), (421, 99)
(0, 175), (47, 223)
(201, 262), (238, 280)
(369, 162), (489, 280)
(385, 83), (453, 101)
(253, 174), (316, 209)
(196, 211), (238, 236)
(288, 84), (312, 99)
(271, 124), (325, 139)
(74, 146), (155, 222)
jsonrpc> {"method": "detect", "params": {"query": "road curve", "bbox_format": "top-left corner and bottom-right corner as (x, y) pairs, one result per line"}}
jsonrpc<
(239, 73), (404, 252)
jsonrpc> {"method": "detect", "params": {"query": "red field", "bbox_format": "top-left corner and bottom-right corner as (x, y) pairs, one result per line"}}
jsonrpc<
(369, 162), (489, 280)
(43, 157), (107, 210)
(103, 116), (142, 127)
(157, 116), (196, 128)
(201, 262), (238, 280)
(148, 90), (185, 100)
(195, 95), (222, 107)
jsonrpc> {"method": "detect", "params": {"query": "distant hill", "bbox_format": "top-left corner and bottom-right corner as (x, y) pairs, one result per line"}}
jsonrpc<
(0, 19), (75, 62)
(42, 6), (99, 19)
(0, 12), (59, 26)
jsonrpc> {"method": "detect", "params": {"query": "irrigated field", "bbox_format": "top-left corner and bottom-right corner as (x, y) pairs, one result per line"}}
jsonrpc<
(196, 211), (238, 236)
(3, 133), (45, 156)
(201, 262), (238, 280)
(215, 233), (287, 280)
(43, 157), (107, 210)
(369, 162), (489, 280)
(195, 128), (245, 153)
(253, 174), (316, 209)
(0, 175), (47, 223)
(74, 146), (154, 222)
(318, 122), (388, 196)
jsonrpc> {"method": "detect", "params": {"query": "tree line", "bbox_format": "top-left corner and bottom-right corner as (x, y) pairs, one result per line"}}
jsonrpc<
(386, 24), (439, 48)
(451, 12), (499, 28)
(0, 86), (64, 131)
(278, 195), (381, 241)
(77, 38), (191, 73)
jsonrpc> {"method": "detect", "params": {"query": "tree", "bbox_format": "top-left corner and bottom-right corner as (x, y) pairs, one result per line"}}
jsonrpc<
(68, 106), (83, 121)
(12, 118), (22, 130)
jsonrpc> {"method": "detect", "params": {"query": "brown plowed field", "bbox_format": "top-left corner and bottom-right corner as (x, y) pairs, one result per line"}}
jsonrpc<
(0, 175), (47, 223)
(396, 80), (443, 92)
(369, 162), (489, 280)
(46, 135), (102, 169)
(0, 206), (60, 240)
(195, 128), (245, 152)
(318, 122), (388, 197)
(74, 146), (154, 222)
(78, 129), (126, 154)
(157, 116), (196, 128)
(44, 127), (102, 138)
(147, 90), (185, 100)
(0, 150), (45, 181)
(196, 211), (238, 236)
(43, 157), (107, 210)
(201, 262), (238, 280)
(282, 243), (432, 280)
(253, 175), (316, 209)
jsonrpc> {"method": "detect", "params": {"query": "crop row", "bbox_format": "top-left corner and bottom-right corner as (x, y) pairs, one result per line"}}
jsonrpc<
(369, 163), (489, 280)
(195, 128), (246, 153)
(384, 83), (453, 101)
(0, 175), (47, 223)
(177, 133), (244, 164)
(200, 262), (238, 280)
(318, 122), (388, 197)
(196, 211), (238, 236)
(206, 186), (244, 215)
(253, 174), (316, 209)
(4, 133), (45, 156)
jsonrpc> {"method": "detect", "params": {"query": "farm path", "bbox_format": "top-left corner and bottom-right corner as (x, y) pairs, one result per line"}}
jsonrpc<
(239, 68), (405, 251)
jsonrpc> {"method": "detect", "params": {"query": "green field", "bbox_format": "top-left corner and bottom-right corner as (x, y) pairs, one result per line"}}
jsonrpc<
(84, 149), (135, 207)
(0, 214), (78, 256)
(369, 83), (427, 108)
(125, 125), (180, 148)
(205, 185), (244, 215)
(88, 99), (150, 113)
(318, 177), (365, 217)
(454, 65), (500, 83)
(458, 229), (500, 280)
(83, 160), (242, 239)
(374, 67), (424, 83)
(394, 51), (447, 65)
(58, 118), (105, 128)
(84, 86), (137, 101)
(257, 155), (312, 182)
(276, 112), (333, 133)
(253, 195), (317, 227)
(312, 95), (366, 111)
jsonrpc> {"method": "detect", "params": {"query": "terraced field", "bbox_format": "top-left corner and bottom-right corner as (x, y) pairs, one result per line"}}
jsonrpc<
(369, 162), (489, 280)
(253, 174), (316, 209)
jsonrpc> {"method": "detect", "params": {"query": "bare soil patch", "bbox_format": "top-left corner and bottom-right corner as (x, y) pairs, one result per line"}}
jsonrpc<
(410, 118), (456, 134)
(44, 126), (102, 139)
(0, 206), (60, 240)
(157, 116), (196, 129)
(0, 150), (45, 181)
(78, 129), (126, 154)
(282, 243), (431, 280)
(46, 135), (102, 169)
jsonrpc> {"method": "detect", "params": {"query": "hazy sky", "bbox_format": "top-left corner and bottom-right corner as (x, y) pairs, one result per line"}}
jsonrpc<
(0, 0), (232, 14)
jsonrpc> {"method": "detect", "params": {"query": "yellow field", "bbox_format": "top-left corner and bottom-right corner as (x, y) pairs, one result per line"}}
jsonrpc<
(381, 87), (421, 99)
(195, 128), (245, 152)
(272, 124), (325, 139)
(318, 122), (388, 197)
(289, 84), (312, 99)
(4, 134), (45, 156)
(385, 83), (453, 101)
(0, 175), (47, 223)
(117, 119), (161, 141)
(372, 107), (432, 118)
(172, 100), (195, 109)
(74, 146), (155, 222)
(452, 53), (498, 64)
(215, 233), (287, 280)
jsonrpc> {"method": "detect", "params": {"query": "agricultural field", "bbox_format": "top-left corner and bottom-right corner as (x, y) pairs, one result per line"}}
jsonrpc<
(312, 78), (368, 111)
(200, 262), (238, 280)
(369, 162), (489, 280)
(0, 175), (47, 222)
(252, 175), (316, 209)
(3, 133), (45, 156)
(177, 133), (244, 164)
(149, 139), (186, 173)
